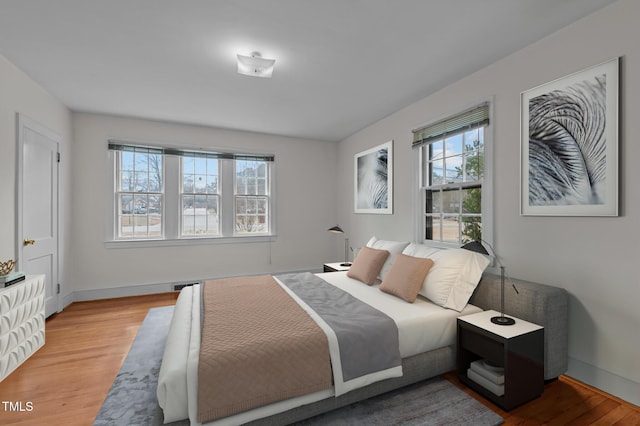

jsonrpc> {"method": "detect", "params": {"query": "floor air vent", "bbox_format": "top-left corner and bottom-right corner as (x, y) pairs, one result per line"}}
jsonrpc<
(173, 282), (200, 292)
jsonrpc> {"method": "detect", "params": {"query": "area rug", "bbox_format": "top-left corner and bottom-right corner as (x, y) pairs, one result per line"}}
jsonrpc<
(94, 305), (174, 426)
(95, 305), (503, 426)
(295, 377), (503, 426)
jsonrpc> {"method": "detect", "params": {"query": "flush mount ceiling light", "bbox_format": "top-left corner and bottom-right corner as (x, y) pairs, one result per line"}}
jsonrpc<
(236, 51), (276, 78)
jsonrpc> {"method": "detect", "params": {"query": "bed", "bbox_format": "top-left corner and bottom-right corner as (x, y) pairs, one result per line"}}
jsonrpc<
(156, 238), (569, 425)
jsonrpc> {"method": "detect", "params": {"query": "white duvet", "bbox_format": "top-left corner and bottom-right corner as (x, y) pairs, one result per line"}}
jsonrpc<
(157, 272), (481, 425)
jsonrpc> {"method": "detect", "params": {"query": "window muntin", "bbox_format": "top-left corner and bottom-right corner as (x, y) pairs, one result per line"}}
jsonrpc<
(181, 155), (220, 236)
(116, 148), (163, 239)
(235, 159), (270, 234)
(421, 125), (485, 244)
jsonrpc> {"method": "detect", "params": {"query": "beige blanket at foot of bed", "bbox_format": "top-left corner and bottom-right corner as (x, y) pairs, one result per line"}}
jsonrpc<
(198, 275), (332, 423)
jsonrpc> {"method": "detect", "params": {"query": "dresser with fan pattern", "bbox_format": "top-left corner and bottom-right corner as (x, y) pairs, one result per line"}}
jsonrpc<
(0, 275), (45, 381)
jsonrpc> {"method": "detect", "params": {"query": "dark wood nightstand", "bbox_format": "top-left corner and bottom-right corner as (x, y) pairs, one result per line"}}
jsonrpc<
(457, 310), (544, 410)
(323, 262), (351, 272)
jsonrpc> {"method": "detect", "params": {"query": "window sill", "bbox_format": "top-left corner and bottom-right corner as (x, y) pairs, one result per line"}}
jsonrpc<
(105, 234), (276, 249)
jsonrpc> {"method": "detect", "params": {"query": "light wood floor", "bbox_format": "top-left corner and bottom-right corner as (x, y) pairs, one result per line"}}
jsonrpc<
(0, 293), (638, 425)
(0, 293), (178, 425)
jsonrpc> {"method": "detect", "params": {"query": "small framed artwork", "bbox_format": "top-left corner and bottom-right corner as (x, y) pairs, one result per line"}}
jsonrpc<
(520, 57), (619, 216)
(354, 140), (393, 214)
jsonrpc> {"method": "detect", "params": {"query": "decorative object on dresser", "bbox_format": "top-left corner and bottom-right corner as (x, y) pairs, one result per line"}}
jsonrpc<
(327, 224), (352, 266)
(0, 259), (25, 287)
(457, 309), (544, 410)
(0, 259), (16, 275)
(461, 240), (518, 325)
(0, 275), (46, 381)
(1, 272), (25, 287)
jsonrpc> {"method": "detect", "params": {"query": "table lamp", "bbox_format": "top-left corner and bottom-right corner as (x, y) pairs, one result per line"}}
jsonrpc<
(461, 240), (518, 325)
(327, 225), (351, 266)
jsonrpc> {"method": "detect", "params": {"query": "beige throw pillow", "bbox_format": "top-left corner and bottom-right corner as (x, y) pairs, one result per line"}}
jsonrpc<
(347, 246), (390, 285)
(380, 254), (434, 303)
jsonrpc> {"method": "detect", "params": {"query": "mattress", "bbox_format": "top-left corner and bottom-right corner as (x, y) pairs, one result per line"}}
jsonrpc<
(157, 271), (482, 425)
(323, 272), (482, 358)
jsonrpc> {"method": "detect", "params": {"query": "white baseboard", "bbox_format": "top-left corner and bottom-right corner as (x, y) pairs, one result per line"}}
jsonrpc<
(69, 267), (321, 303)
(567, 357), (640, 407)
(72, 281), (177, 302)
(62, 293), (74, 310)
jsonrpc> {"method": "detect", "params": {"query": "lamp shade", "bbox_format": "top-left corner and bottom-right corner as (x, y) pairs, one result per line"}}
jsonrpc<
(327, 225), (344, 234)
(460, 240), (489, 255)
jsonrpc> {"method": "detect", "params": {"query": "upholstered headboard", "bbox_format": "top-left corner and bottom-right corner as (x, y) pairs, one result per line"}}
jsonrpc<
(470, 273), (569, 380)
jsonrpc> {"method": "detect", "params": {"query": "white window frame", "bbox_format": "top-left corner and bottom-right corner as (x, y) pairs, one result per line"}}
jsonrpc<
(412, 100), (494, 249)
(105, 141), (276, 248)
(112, 145), (165, 240)
(233, 158), (272, 236)
(180, 154), (221, 238)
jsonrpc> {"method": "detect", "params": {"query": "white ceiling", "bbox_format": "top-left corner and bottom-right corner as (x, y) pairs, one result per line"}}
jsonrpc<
(0, 0), (617, 142)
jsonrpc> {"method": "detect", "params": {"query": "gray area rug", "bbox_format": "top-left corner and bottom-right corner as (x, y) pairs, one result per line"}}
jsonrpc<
(94, 305), (174, 426)
(95, 305), (503, 426)
(295, 378), (503, 426)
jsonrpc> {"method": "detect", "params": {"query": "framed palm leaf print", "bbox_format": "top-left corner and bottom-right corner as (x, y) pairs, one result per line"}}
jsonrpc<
(520, 57), (619, 216)
(354, 141), (393, 214)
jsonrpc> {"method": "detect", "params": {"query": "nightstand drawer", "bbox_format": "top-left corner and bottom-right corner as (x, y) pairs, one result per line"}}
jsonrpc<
(459, 328), (503, 363)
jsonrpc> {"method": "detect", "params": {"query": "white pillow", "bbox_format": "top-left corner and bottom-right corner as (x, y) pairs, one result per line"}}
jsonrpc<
(401, 244), (490, 311)
(366, 236), (410, 281)
(402, 243), (444, 259)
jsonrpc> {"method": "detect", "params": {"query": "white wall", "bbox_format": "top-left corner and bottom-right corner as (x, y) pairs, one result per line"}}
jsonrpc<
(336, 0), (639, 405)
(69, 113), (338, 298)
(0, 53), (73, 304)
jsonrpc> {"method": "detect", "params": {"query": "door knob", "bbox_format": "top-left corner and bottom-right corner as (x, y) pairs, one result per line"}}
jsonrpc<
(24, 239), (35, 246)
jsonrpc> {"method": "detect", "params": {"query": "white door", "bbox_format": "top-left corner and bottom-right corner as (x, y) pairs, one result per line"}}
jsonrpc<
(17, 114), (60, 318)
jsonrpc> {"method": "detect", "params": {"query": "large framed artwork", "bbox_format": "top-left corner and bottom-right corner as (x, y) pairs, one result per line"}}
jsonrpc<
(520, 57), (619, 216)
(354, 140), (393, 214)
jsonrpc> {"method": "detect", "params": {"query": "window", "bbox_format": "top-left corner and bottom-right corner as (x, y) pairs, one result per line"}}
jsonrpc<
(181, 154), (220, 236)
(413, 103), (490, 245)
(108, 142), (274, 243)
(235, 158), (270, 234)
(114, 145), (164, 239)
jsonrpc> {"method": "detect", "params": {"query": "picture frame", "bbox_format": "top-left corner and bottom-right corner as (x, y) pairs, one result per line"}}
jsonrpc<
(354, 140), (393, 214)
(520, 57), (619, 216)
